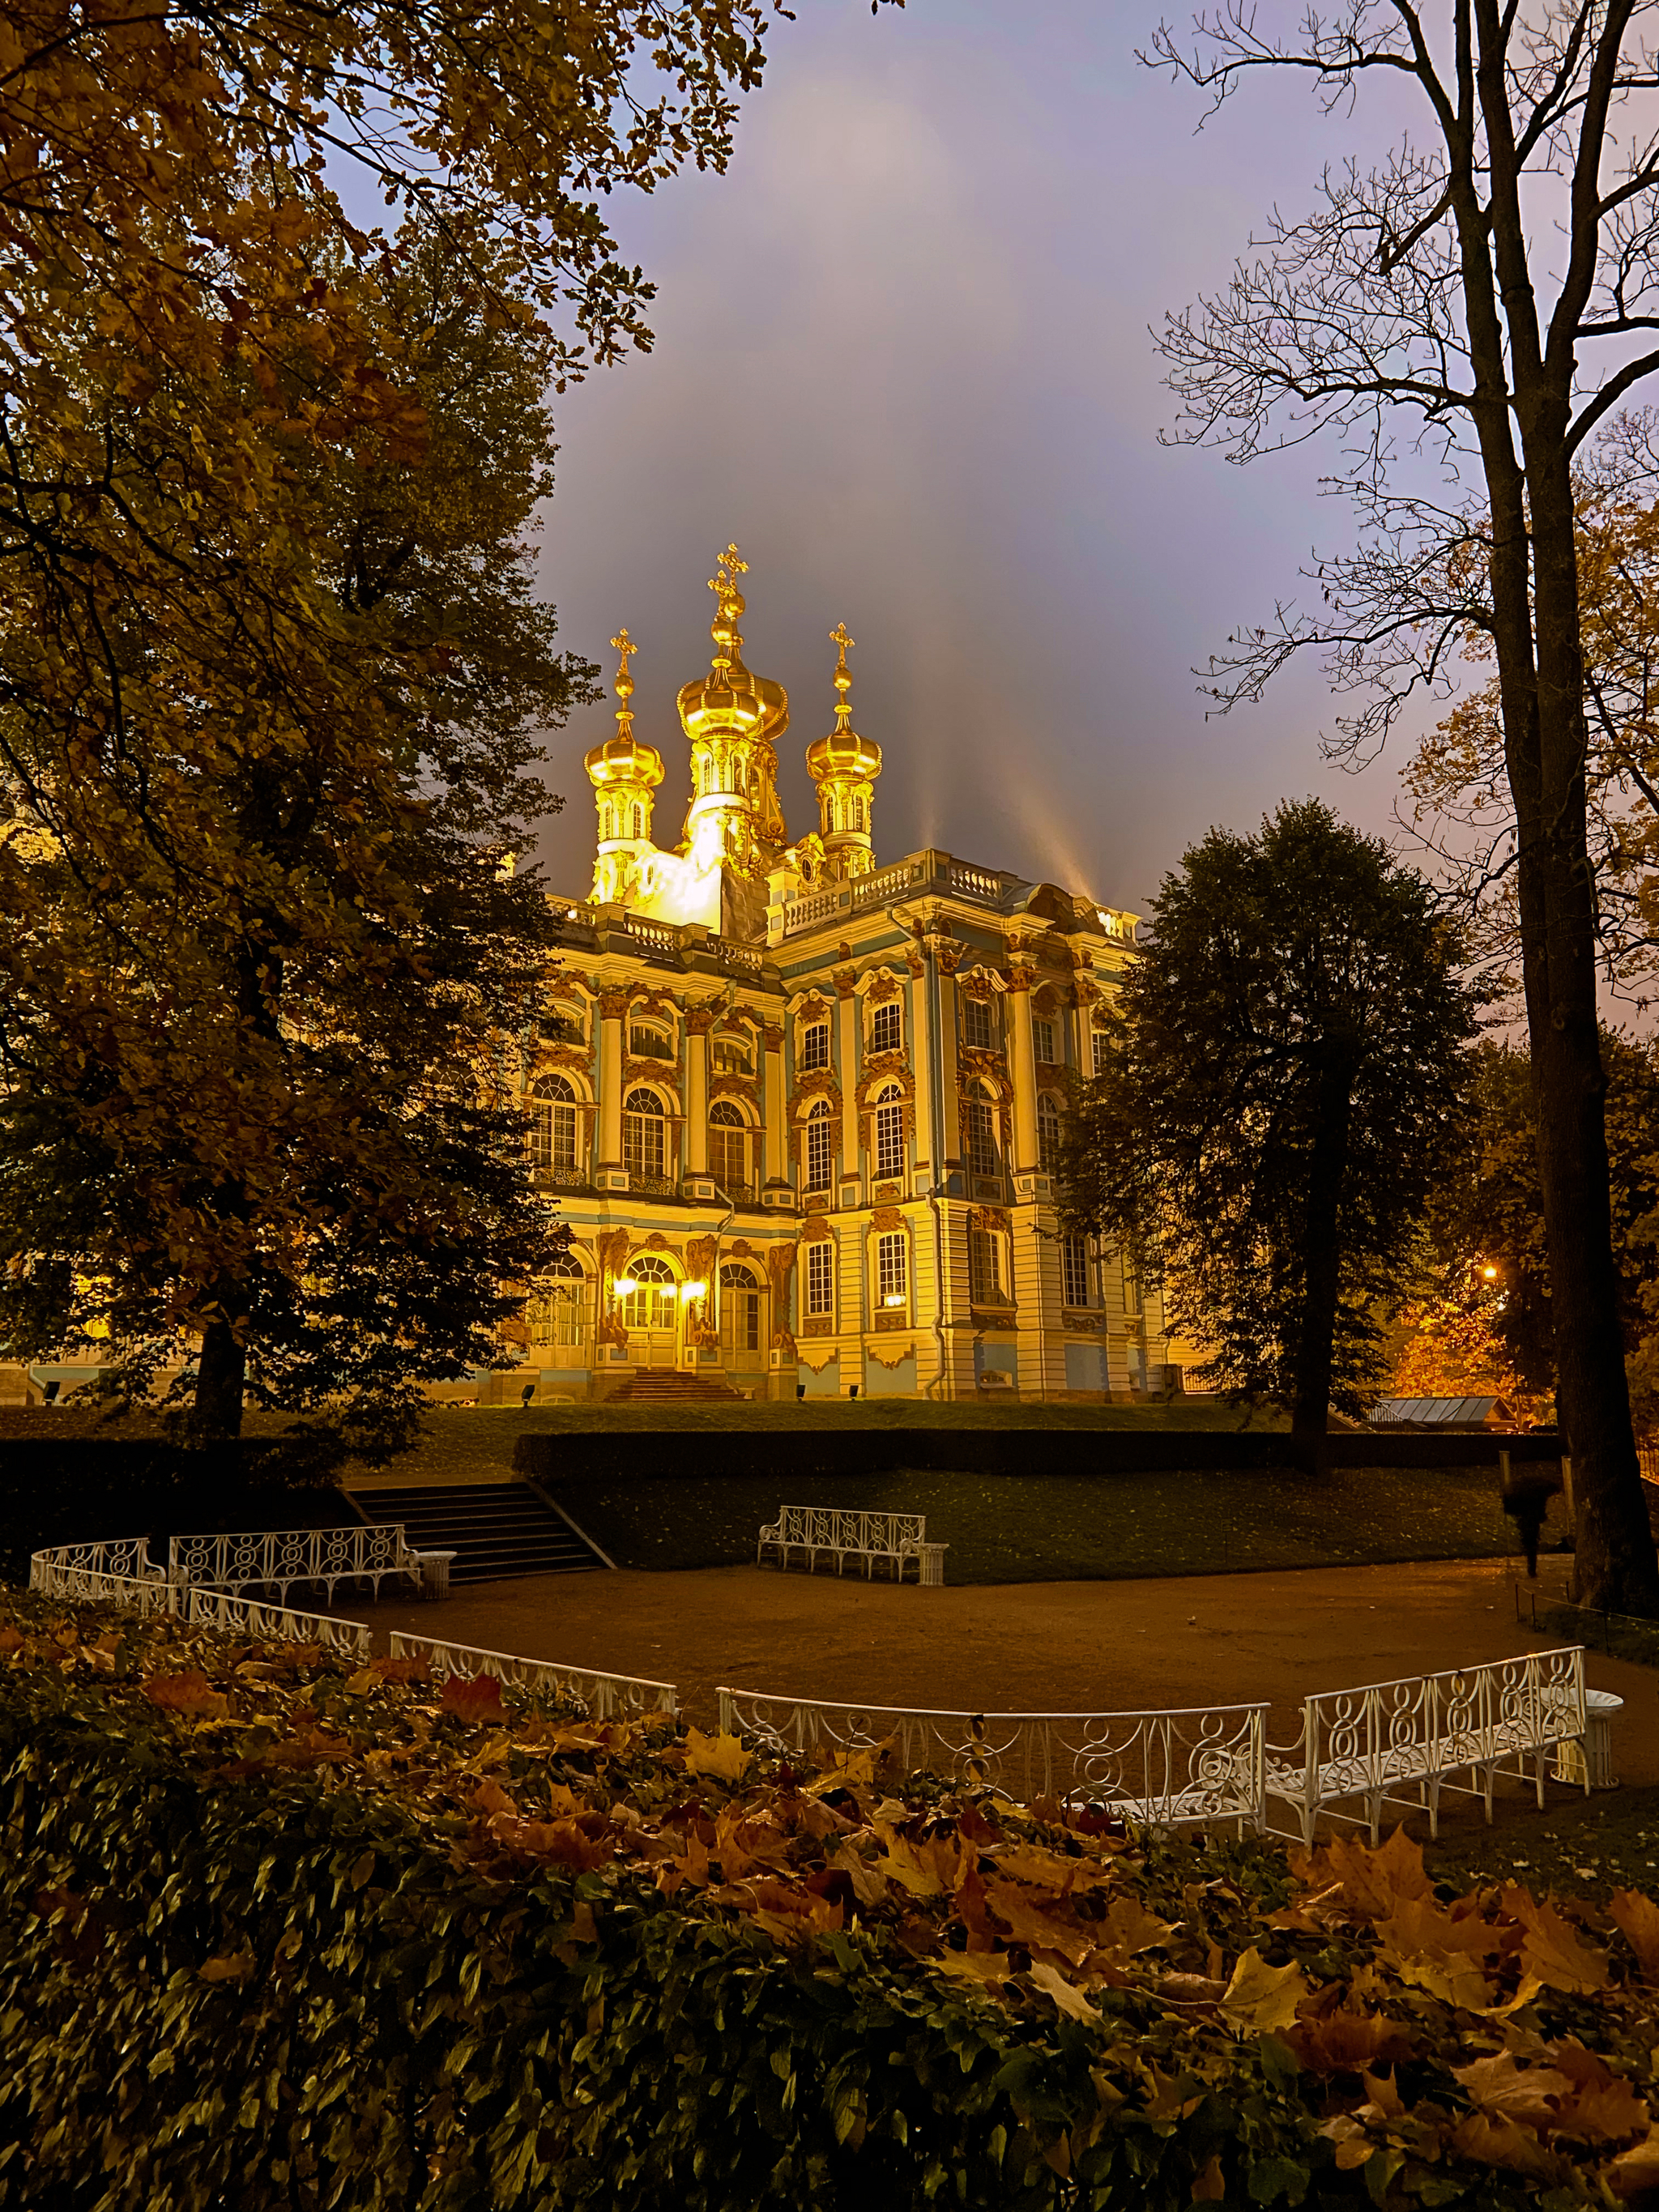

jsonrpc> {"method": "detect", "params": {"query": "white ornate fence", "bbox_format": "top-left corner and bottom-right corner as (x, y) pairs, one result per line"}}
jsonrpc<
(29, 1540), (177, 1614)
(390, 1631), (677, 1720)
(1265, 1646), (1588, 1844)
(168, 1525), (420, 1605)
(717, 1686), (1269, 1833)
(186, 1584), (373, 1657)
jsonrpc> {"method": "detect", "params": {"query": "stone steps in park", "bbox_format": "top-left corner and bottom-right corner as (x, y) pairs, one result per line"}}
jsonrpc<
(351, 1481), (606, 1586)
(608, 1369), (747, 1402)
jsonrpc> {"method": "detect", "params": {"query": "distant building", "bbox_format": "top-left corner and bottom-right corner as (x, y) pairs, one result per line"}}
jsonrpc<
(501, 543), (1178, 1403)
(1368, 1397), (1514, 1433)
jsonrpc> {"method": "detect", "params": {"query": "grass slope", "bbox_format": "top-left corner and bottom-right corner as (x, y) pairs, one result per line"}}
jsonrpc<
(550, 1462), (1525, 1585)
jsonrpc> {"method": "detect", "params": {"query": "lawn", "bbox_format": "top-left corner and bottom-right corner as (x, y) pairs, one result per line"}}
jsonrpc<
(544, 1461), (1528, 1585)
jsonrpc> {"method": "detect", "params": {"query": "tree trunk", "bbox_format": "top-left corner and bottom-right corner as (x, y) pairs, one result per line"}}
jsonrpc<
(193, 1306), (248, 1439)
(1520, 445), (1659, 1614)
(1290, 1055), (1355, 1451)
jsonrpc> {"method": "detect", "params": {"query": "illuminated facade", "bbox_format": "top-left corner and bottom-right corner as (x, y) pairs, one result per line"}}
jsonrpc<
(501, 543), (1178, 1404)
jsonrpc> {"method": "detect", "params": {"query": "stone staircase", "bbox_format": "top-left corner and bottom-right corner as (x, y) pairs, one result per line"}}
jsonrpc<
(351, 1481), (608, 1586)
(608, 1369), (748, 1403)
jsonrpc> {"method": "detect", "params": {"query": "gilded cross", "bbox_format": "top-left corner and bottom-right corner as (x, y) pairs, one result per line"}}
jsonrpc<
(609, 628), (637, 695)
(830, 621), (855, 671)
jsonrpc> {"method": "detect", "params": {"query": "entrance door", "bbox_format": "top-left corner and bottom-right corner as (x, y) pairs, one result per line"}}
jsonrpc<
(622, 1253), (679, 1368)
(719, 1260), (766, 1378)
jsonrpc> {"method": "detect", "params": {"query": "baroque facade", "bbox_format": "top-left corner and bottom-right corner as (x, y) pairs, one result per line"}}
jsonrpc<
(503, 544), (1177, 1403)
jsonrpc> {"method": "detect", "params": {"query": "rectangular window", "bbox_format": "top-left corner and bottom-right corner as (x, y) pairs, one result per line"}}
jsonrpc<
(806, 1112), (834, 1191)
(1038, 1097), (1061, 1174)
(805, 1240), (834, 1317)
(961, 995), (994, 1051)
(1061, 1234), (1090, 1308)
(1091, 1026), (1109, 1077)
(967, 1098), (999, 1178)
(624, 1113), (664, 1181)
(1032, 1016), (1056, 1064)
(876, 1231), (907, 1306)
(970, 1229), (1002, 1304)
(1121, 1251), (1145, 1313)
(875, 1098), (906, 1178)
(800, 1022), (830, 1071)
(869, 1000), (902, 1055)
(710, 1125), (746, 1191)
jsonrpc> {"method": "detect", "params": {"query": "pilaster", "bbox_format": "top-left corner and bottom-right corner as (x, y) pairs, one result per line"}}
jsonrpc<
(596, 987), (627, 1191)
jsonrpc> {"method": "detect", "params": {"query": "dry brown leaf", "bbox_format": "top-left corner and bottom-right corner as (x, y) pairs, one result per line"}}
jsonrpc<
(1502, 1887), (1610, 1994)
(1189, 2151), (1226, 2198)
(143, 1669), (226, 1717)
(1094, 1892), (1180, 1957)
(1027, 1958), (1098, 2021)
(1303, 1829), (1433, 1921)
(1318, 2114), (1380, 2172)
(1449, 2111), (1559, 2177)
(1390, 1950), (1494, 2010)
(198, 1950), (255, 1984)
(979, 1877), (1096, 1967)
(1607, 2124), (1659, 2200)
(992, 1841), (1120, 1894)
(932, 1950), (1014, 1998)
(1610, 1890), (1659, 1982)
(1285, 2005), (1414, 2075)
(879, 1830), (965, 1899)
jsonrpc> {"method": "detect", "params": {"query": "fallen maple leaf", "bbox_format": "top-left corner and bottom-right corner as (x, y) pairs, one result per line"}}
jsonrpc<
(1502, 1886), (1609, 1994)
(440, 1673), (506, 1724)
(1454, 2052), (1580, 2129)
(1607, 2123), (1659, 2200)
(1218, 1947), (1308, 2037)
(1189, 2151), (1226, 2199)
(1285, 2004), (1414, 2075)
(1610, 1890), (1659, 1982)
(198, 1950), (255, 1984)
(143, 1669), (227, 1716)
(1449, 2110), (1560, 2178)
(1094, 1891), (1180, 1958)
(1027, 1958), (1098, 2020)
(683, 1728), (752, 1784)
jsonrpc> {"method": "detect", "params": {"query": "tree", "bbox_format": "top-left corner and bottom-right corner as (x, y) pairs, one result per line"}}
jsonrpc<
(1149, 0), (1659, 1610)
(1408, 1032), (1659, 1438)
(1058, 801), (1477, 1445)
(0, 228), (582, 1451)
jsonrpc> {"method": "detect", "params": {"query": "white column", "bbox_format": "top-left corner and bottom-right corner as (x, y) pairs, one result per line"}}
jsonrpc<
(1006, 967), (1039, 1171)
(763, 1023), (789, 1190)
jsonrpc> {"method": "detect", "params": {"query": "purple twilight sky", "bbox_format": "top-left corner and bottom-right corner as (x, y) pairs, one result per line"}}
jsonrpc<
(530, 0), (1439, 919)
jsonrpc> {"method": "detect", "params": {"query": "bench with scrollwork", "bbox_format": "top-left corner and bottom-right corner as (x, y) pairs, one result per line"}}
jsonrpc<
(756, 1505), (947, 1585)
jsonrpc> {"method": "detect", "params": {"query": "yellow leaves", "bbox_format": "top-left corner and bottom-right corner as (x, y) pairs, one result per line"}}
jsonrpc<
(1027, 1959), (1099, 2022)
(1501, 1885), (1609, 1994)
(1189, 2152), (1226, 2199)
(876, 1828), (967, 1901)
(682, 1728), (751, 1784)
(1610, 1887), (1659, 1980)
(1293, 1827), (1432, 1921)
(1094, 1892), (1180, 1959)
(143, 1669), (226, 1717)
(1218, 1946), (1308, 2037)
(1608, 2124), (1659, 2200)
(198, 1949), (255, 1984)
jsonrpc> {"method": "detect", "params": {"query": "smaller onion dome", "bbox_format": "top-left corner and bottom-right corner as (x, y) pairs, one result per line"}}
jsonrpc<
(806, 622), (882, 786)
(585, 628), (664, 790)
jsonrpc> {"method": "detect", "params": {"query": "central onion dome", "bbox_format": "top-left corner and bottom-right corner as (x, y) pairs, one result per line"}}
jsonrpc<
(676, 543), (790, 744)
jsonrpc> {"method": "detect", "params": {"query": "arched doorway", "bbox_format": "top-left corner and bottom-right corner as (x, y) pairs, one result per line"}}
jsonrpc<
(621, 1251), (679, 1368)
(719, 1259), (766, 1379)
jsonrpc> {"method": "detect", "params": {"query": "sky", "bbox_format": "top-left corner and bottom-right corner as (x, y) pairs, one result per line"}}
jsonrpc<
(530, 0), (1442, 918)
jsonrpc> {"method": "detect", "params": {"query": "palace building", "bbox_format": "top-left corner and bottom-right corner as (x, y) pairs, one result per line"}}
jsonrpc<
(502, 543), (1178, 1404)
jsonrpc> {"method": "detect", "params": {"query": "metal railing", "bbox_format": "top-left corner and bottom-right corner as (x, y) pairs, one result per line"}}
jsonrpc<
(390, 1630), (676, 1720)
(186, 1585), (372, 1658)
(1265, 1646), (1586, 1844)
(29, 1539), (176, 1614)
(629, 1173), (677, 1197)
(168, 1526), (420, 1605)
(717, 1687), (1268, 1834)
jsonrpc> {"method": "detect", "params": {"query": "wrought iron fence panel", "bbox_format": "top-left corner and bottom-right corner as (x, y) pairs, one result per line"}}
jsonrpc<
(185, 1585), (372, 1656)
(716, 1687), (1267, 1830)
(29, 1540), (176, 1614)
(390, 1632), (676, 1720)
(168, 1525), (416, 1603)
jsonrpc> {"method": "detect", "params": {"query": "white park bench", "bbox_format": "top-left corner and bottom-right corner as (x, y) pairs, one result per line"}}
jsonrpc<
(29, 1538), (176, 1614)
(168, 1524), (429, 1605)
(1265, 1645), (1589, 1845)
(756, 1506), (948, 1585)
(719, 1685), (1268, 1834)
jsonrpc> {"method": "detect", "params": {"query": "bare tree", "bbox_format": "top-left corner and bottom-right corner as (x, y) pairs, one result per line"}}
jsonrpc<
(1149, 0), (1659, 1613)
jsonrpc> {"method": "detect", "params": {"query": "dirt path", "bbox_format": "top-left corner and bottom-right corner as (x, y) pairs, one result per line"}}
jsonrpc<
(333, 1555), (1656, 1790)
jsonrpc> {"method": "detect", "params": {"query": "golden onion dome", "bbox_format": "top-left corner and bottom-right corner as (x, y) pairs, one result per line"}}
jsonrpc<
(806, 622), (882, 783)
(676, 543), (790, 745)
(585, 627), (665, 789)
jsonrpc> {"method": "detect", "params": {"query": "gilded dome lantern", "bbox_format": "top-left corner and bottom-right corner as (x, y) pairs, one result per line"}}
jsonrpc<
(806, 622), (881, 880)
(585, 629), (664, 905)
(677, 543), (789, 866)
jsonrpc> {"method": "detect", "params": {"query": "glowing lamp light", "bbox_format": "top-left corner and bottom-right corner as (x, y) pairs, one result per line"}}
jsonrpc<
(1482, 1265), (1498, 1280)
(680, 1280), (708, 1301)
(883, 1293), (906, 1308)
(613, 1276), (638, 1298)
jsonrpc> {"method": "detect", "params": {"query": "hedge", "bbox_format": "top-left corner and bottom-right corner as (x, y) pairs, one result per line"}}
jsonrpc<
(3, 1591), (1657, 2211)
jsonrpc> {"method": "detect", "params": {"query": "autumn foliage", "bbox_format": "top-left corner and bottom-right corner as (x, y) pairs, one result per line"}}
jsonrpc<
(5, 1595), (1659, 2208)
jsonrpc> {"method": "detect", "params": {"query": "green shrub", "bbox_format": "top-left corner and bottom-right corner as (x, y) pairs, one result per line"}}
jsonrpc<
(2, 1592), (1653, 2210)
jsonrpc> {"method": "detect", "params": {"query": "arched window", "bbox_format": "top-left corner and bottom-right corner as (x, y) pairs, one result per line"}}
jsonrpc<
(709, 1098), (748, 1193)
(804, 1097), (834, 1191)
(853, 795), (866, 833)
(1037, 1093), (1062, 1174)
(621, 1251), (676, 1332)
(970, 1226), (1004, 1304)
(874, 1084), (906, 1179)
(528, 1073), (578, 1176)
(876, 1230), (907, 1308)
(528, 1250), (586, 1349)
(623, 1087), (667, 1183)
(966, 1085), (1000, 1178)
(631, 803), (642, 840)
(719, 1259), (761, 1355)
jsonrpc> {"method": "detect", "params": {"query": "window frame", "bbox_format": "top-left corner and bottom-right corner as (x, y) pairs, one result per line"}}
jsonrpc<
(622, 1087), (667, 1182)
(804, 1098), (834, 1191)
(804, 1239), (835, 1317)
(1037, 1092), (1062, 1174)
(1060, 1234), (1091, 1309)
(528, 1074), (578, 1174)
(1031, 1015), (1057, 1066)
(874, 1085), (906, 1179)
(869, 999), (902, 1056)
(966, 1090), (1000, 1178)
(800, 1021), (831, 1072)
(876, 1230), (907, 1307)
(969, 1227), (1003, 1305)
(961, 994), (995, 1051)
